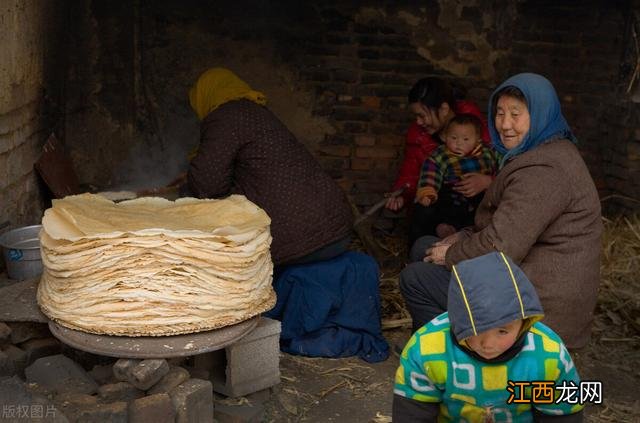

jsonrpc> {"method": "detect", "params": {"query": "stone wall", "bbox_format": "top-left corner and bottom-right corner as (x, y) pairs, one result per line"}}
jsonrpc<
(64, 0), (517, 203)
(0, 0), (65, 227)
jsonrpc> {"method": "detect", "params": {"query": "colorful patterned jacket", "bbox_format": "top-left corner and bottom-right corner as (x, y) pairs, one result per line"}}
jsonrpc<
(416, 143), (498, 205)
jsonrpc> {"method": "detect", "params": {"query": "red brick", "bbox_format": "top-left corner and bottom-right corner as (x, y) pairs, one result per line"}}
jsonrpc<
(361, 96), (381, 109)
(351, 158), (373, 170)
(355, 147), (397, 159)
(317, 145), (351, 157)
(629, 142), (640, 161)
(378, 134), (404, 146)
(373, 160), (393, 171)
(355, 135), (376, 147)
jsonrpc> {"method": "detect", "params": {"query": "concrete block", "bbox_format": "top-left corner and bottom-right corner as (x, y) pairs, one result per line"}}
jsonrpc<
(97, 382), (144, 403)
(170, 378), (214, 423)
(205, 318), (281, 398)
(214, 400), (264, 423)
(129, 359), (170, 390)
(25, 354), (99, 395)
(148, 366), (190, 395)
(76, 401), (127, 423)
(113, 358), (140, 382)
(129, 393), (176, 423)
(21, 337), (62, 365)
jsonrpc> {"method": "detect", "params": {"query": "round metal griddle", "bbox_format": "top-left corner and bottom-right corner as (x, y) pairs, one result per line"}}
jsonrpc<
(48, 317), (259, 359)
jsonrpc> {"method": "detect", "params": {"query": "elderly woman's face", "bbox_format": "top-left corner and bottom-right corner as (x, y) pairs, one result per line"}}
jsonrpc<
(495, 95), (530, 150)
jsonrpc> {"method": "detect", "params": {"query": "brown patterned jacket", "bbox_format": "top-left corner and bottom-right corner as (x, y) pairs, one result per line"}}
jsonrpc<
(446, 139), (602, 348)
(188, 100), (353, 265)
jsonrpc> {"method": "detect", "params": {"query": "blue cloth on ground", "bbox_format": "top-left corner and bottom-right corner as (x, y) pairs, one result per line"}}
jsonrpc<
(265, 251), (389, 363)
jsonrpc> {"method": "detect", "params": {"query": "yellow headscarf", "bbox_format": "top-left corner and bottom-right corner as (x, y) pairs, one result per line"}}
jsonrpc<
(188, 67), (267, 120)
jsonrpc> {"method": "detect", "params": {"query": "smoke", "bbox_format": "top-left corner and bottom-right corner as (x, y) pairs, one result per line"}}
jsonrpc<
(110, 113), (199, 192)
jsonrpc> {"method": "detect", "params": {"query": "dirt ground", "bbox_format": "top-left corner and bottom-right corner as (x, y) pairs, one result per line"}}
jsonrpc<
(258, 229), (640, 423)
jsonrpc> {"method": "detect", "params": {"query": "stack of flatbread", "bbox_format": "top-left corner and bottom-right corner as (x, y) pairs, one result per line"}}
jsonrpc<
(37, 193), (275, 336)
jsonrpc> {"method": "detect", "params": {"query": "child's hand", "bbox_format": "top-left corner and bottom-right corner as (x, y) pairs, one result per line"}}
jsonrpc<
(417, 196), (432, 207)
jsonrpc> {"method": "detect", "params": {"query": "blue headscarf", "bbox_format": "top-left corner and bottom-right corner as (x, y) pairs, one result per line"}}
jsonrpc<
(489, 73), (577, 166)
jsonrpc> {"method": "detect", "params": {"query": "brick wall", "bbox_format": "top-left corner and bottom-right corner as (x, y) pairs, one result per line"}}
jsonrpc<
(1, 0), (638, 228)
(507, 1), (628, 203)
(287, 2), (632, 212)
(64, 1), (138, 189)
(600, 2), (640, 212)
(286, 2), (514, 208)
(602, 100), (640, 212)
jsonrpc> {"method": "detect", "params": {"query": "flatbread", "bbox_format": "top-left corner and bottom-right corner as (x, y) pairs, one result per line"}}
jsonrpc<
(37, 193), (276, 336)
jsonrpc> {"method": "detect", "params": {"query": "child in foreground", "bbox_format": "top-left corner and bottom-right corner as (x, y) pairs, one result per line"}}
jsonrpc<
(393, 252), (584, 422)
(415, 114), (497, 238)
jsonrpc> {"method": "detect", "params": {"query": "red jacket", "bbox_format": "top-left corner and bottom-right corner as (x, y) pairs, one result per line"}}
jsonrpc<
(392, 100), (491, 204)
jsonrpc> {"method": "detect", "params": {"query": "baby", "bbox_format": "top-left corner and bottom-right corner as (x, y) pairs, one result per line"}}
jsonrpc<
(415, 114), (498, 238)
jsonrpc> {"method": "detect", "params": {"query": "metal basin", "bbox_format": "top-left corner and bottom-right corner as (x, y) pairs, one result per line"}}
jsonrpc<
(0, 225), (43, 280)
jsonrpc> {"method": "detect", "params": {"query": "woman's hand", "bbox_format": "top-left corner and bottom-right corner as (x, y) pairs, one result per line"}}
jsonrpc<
(423, 244), (450, 265)
(454, 173), (492, 197)
(385, 196), (405, 211)
(433, 231), (462, 247)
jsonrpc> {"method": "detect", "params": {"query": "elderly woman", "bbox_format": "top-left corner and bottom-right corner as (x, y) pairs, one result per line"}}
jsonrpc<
(187, 68), (353, 266)
(400, 73), (602, 349)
